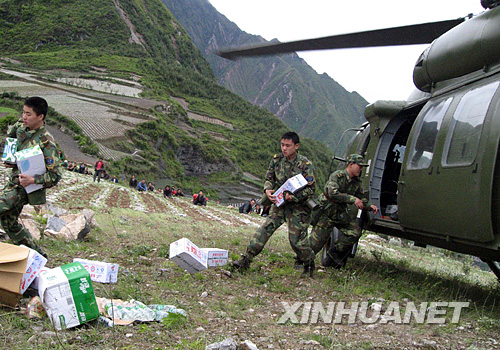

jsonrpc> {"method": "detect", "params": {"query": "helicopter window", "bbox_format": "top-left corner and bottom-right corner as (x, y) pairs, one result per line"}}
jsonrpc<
(408, 97), (453, 170)
(443, 81), (499, 166)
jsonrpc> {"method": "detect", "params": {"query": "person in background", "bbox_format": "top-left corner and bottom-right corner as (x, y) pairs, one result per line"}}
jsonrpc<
(137, 179), (147, 191)
(239, 198), (256, 214)
(129, 174), (138, 188)
(174, 188), (185, 197)
(147, 182), (155, 192)
(163, 185), (173, 198)
(193, 190), (207, 206)
(254, 204), (262, 215)
(111, 175), (118, 183)
(93, 157), (105, 182)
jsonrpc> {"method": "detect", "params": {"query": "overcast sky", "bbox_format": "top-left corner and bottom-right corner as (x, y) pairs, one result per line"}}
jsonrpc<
(209, 0), (485, 103)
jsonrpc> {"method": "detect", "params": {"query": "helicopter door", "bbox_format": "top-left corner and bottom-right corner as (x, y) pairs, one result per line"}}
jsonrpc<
(399, 81), (500, 242)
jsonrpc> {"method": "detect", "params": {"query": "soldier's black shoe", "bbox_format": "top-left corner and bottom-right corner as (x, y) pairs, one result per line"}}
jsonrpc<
(301, 260), (315, 278)
(329, 251), (347, 269)
(294, 257), (304, 270)
(232, 255), (252, 271)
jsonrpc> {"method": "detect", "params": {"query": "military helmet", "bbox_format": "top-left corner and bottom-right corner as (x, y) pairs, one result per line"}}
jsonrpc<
(348, 154), (369, 166)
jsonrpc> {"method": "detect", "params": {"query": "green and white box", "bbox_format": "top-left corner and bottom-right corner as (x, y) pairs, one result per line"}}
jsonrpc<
(38, 262), (99, 330)
(14, 145), (45, 193)
(1, 138), (17, 164)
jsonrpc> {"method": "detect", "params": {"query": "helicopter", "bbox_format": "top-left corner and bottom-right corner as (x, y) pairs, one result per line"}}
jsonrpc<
(218, 0), (500, 281)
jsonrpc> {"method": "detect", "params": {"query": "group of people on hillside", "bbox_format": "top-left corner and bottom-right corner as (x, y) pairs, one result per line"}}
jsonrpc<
(232, 131), (378, 278)
(239, 199), (271, 216)
(63, 157), (118, 183)
(163, 184), (185, 198)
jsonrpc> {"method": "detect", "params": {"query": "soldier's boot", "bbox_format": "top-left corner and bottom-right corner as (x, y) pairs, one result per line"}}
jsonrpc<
(301, 260), (315, 278)
(330, 246), (352, 269)
(293, 256), (304, 270)
(232, 254), (252, 271)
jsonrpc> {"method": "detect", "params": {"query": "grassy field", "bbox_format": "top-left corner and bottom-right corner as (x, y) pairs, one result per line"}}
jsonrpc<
(1, 169), (500, 349)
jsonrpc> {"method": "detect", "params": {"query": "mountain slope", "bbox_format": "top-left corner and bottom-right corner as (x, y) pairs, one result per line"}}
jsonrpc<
(0, 0), (333, 198)
(162, 0), (368, 149)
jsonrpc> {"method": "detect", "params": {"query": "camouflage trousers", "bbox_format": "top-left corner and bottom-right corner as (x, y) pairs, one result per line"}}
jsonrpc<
(0, 183), (42, 252)
(245, 202), (314, 262)
(307, 207), (361, 256)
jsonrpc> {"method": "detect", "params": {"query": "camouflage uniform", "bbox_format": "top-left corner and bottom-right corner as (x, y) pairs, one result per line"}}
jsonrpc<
(1, 122), (62, 253)
(307, 167), (372, 257)
(243, 152), (315, 262)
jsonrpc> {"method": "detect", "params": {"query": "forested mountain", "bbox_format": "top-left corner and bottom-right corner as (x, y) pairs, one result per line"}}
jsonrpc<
(162, 0), (368, 149)
(0, 0), (333, 199)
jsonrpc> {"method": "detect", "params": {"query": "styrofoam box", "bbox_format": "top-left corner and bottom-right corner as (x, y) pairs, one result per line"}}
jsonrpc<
(169, 238), (208, 273)
(73, 258), (119, 283)
(201, 248), (228, 267)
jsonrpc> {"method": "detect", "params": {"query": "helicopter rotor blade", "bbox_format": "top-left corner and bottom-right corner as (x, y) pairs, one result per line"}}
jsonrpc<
(218, 18), (465, 60)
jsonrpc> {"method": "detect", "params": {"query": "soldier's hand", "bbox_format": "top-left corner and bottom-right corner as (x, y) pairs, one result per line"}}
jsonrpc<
(19, 174), (35, 187)
(285, 192), (293, 202)
(266, 189), (278, 204)
(354, 198), (364, 210)
(370, 205), (378, 215)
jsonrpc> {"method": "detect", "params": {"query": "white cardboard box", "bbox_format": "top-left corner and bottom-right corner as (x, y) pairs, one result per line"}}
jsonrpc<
(38, 262), (99, 330)
(73, 258), (119, 283)
(169, 238), (208, 273)
(14, 145), (45, 193)
(20, 245), (48, 294)
(274, 174), (308, 206)
(201, 248), (228, 267)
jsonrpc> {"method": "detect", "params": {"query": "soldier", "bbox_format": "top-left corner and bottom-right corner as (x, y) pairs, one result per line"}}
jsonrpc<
(304, 154), (378, 274)
(233, 131), (316, 277)
(1, 97), (62, 257)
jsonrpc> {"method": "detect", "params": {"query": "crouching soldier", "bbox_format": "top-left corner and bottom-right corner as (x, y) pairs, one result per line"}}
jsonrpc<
(303, 154), (378, 274)
(1, 97), (62, 257)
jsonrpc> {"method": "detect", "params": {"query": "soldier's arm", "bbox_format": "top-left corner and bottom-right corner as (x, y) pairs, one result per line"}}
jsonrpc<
(325, 174), (357, 204)
(354, 185), (374, 210)
(263, 156), (278, 192)
(34, 136), (62, 188)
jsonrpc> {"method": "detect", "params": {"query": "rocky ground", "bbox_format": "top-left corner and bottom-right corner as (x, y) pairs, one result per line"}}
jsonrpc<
(1, 167), (499, 350)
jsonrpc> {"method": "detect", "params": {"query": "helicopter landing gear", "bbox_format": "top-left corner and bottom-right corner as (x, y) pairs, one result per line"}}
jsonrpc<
(481, 259), (500, 283)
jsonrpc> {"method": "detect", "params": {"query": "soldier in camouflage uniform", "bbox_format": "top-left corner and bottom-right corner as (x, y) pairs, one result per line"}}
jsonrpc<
(233, 132), (316, 277)
(1, 97), (62, 257)
(304, 154), (378, 272)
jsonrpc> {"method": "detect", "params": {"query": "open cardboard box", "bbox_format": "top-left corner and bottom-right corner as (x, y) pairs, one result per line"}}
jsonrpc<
(0, 242), (47, 307)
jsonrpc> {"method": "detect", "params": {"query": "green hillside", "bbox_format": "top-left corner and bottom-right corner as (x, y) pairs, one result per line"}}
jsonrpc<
(162, 0), (368, 150)
(0, 0), (333, 196)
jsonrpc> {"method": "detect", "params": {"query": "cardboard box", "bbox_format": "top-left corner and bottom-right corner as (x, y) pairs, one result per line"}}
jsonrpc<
(73, 258), (119, 283)
(169, 238), (208, 273)
(0, 243), (47, 307)
(38, 262), (99, 330)
(14, 145), (45, 193)
(2, 137), (17, 164)
(274, 174), (308, 206)
(201, 248), (228, 267)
